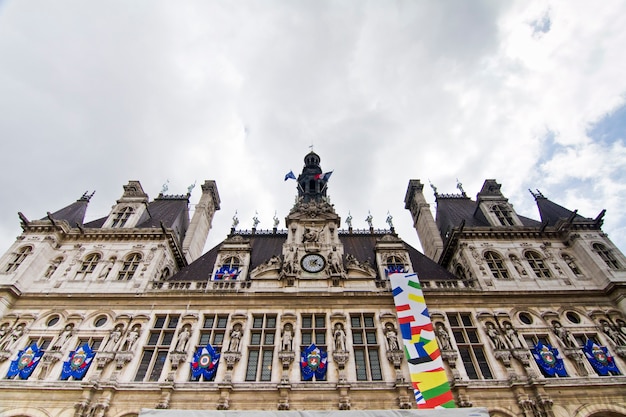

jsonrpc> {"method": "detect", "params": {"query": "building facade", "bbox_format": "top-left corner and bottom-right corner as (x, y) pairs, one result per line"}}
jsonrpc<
(0, 152), (625, 417)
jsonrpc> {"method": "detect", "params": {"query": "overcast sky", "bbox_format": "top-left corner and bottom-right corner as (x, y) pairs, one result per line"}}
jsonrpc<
(1, 1), (625, 257)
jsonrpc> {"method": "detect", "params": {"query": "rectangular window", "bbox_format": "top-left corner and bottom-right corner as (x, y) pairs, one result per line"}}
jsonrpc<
(134, 314), (179, 382)
(447, 313), (493, 380)
(245, 314), (276, 382)
(191, 314), (228, 381)
(301, 314), (326, 349)
(351, 313), (382, 381)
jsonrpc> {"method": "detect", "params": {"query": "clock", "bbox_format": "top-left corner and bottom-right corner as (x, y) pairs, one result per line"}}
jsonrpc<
(301, 253), (326, 273)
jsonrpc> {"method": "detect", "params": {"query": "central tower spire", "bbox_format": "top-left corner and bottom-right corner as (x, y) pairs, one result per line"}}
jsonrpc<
(297, 151), (328, 203)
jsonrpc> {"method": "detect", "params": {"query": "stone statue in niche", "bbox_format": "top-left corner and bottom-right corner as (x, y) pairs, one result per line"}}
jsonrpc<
(485, 322), (507, 350)
(282, 248), (298, 275)
(51, 324), (74, 351)
(281, 324), (293, 351)
(229, 324), (243, 352)
(552, 321), (577, 348)
(303, 226), (324, 243)
(503, 322), (524, 349)
(174, 326), (191, 352)
(602, 321), (626, 346)
(327, 252), (343, 275)
(104, 324), (123, 351)
(119, 325), (141, 352)
(333, 323), (347, 351)
(385, 324), (399, 351)
(435, 323), (452, 351)
(0, 324), (24, 351)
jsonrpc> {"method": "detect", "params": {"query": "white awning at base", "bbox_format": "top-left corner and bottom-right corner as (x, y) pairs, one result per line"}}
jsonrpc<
(139, 408), (489, 417)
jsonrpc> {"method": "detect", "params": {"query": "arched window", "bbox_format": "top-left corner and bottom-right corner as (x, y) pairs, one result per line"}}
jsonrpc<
(111, 207), (134, 228)
(385, 255), (406, 276)
(492, 204), (514, 226)
(525, 251), (552, 278)
(561, 254), (581, 275)
(593, 243), (621, 269)
(78, 253), (101, 277)
(44, 256), (64, 279)
(214, 256), (241, 280)
(5, 246), (32, 273)
(118, 253), (142, 280)
(484, 251), (509, 279)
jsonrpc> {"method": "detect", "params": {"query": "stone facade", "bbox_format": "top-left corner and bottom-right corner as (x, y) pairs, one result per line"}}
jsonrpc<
(0, 155), (625, 417)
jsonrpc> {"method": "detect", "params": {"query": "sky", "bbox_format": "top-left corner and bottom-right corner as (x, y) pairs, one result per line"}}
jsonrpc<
(0, 1), (625, 257)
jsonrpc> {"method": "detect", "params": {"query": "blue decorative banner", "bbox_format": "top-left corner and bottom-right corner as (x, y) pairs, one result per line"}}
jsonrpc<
(385, 265), (407, 277)
(300, 343), (327, 381)
(532, 342), (567, 377)
(214, 265), (240, 281)
(7, 343), (44, 379)
(61, 343), (95, 380)
(190, 344), (220, 380)
(583, 340), (620, 376)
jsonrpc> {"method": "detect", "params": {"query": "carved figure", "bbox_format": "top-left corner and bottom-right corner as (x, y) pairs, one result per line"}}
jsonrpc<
(175, 326), (191, 352)
(0, 325), (24, 351)
(345, 253), (358, 268)
(51, 324), (74, 351)
(385, 326), (399, 351)
(345, 212), (353, 228)
(504, 323), (524, 349)
(104, 325), (123, 351)
(334, 323), (347, 351)
(486, 322), (507, 350)
(510, 255), (527, 275)
(229, 326), (242, 352)
(282, 248), (298, 275)
(552, 321), (576, 348)
(328, 252), (343, 275)
(602, 322), (626, 346)
(281, 325), (293, 351)
(435, 323), (452, 351)
(303, 226), (323, 243)
(365, 212), (373, 228)
(119, 326), (140, 351)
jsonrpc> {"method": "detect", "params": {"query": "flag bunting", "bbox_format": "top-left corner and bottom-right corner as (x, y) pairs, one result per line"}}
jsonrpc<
(190, 343), (220, 380)
(61, 343), (95, 380)
(7, 343), (44, 379)
(300, 343), (327, 381)
(583, 340), (620, 376)
(532, 342), (568, 377)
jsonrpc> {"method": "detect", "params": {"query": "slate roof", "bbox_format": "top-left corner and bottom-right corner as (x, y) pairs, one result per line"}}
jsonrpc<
(42, 196), (90, 227)
(534, 194), (591, 226)
(167, 231), (459, 282)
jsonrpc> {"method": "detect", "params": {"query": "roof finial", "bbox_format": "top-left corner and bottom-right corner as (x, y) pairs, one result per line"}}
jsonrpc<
(456, 178), (466, 196)
(187, 181), (196, 195)
(252, 211), (260, 229)
(161, 179), (169, 194)
(386, 211), (394, 229)
(231, 211), (239, 229)
(365, 211), (373, 228)
(79, 191), (95, 202)
(529, 189), (545, 199)
(345, 211), (353, 229)
(273, 211), (279, 228)
(428, 179), (438, 197)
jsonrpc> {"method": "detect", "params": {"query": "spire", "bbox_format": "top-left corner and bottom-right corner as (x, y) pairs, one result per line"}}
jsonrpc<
(297, 151), (330, 203)
(532, 190), (589, 226)
(40, 193), (92, 227)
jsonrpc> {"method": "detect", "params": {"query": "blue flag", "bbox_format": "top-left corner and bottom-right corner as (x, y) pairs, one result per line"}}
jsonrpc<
(190, 344), (220, 380)
(214, 265), (240, 281)
(61, 343), (95, 380)
(584, 340), (620, 376)
(532, 342), (567, 377)
(284, 171), (296, 181)
(7, 343), (44, 379)
(300, 343), (327, 381)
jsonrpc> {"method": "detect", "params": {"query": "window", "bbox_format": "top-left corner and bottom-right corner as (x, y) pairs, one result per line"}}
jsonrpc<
(561, 254), (581, 275)
(245, 315), (276, 382)
(5, 246), (32, 273)
(351, 314), (382, 381)
(78, 253), (101, 278)
(492, 204), (515, 226)
(385, 255), (406, 276)
(94, 316), (107, 328)
(190, 314), (228, 381)
(214, 257), (241, 280)
(525, 251), (552, 278)
(111, 207), (133, 228)
(135, 315), (179, 382)
(46, 316), (60, 327)
(593, 243), (621, 269)
(25, 336), (53, 351)
(447, 313), (493, 380)
(118, 253), (142, 280)
(44, 257), (63, 279)
(301, 314), (326, 348)
(484, 251), (509, 279)
(522, 334), (551, 350)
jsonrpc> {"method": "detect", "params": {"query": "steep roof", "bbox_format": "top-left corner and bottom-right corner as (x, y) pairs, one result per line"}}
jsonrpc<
(533, 192), (591, 226)
(41, 193), (92, 227)
(167, 230), (458, 282)
(136, 196), (190, 244)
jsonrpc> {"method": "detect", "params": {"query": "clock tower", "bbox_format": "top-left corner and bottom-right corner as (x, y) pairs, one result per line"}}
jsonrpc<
(280, 152), (345, 286)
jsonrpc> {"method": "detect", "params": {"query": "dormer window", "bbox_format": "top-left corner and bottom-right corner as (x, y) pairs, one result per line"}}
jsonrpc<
(111, 207), (134, 228)
(5, 246), (32, 273)
(492, 204), (515, 226)
(118, 253), (142, 280)
(384, 255), (406, 277)
(214, 256), (241, 280)
(593, 243), (620, 269)
(525, 251), (552, 278)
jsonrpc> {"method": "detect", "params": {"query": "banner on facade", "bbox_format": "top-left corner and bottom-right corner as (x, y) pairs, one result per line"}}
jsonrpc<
(389, 272), (455, 409)
(140, 408), (489, 417)
(61, 343), (95, 380)
(532, 342), (567, 377)
(583, 340), (620, 376)
(190, 343), (220, 380)
(300, 343), (327, 381)
(6, 343), (44, 379)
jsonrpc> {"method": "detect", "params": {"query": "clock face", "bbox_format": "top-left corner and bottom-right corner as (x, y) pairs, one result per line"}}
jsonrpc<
(301, 253), (326, 273)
